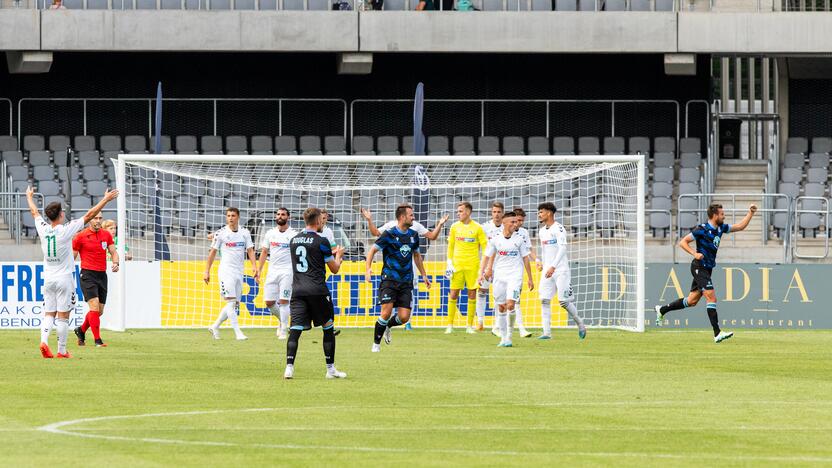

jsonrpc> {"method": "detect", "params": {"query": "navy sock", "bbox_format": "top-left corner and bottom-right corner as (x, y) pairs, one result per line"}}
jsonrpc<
(660, 297), (688, 316)
(374, 317), (388, 345)
(707, 304), (720, 336)
(322, 326), (335, 365)
(286, 328), (303, 365)
(387, 314), (403, 328)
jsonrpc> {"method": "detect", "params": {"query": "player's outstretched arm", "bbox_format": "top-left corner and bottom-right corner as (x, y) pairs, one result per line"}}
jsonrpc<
(25, 186), (40, 218)
(523, 255), (535, 291)
(83, 189), (119, 224)
(360, 208), (381, 237)
(247, 247), (259, 282)
(364, 244), (378, 282)
(678, 233), (702, 260)
(327, 246), (344, 274)
(425, 214), (450, 241)
(204, 248), (217, 284)
(414, 251), (431, 290)
(728, 204), (758, 233)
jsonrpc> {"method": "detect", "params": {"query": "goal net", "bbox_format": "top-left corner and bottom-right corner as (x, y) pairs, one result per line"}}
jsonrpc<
(115, 155), (645, 332)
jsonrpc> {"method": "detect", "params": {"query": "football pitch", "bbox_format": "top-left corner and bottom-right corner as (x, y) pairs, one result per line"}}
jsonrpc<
(2, 328), (831, 467)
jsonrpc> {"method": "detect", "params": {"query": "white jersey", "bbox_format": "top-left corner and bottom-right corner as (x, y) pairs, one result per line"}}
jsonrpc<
(211, 226), (254, 277)
(379, 220), (429, 236)
(486, 232), (530, 281)
(516, 226), (532, 250)
(482, 220), (503, 244)
(35, 216), (85, 280)
(539, 221), (569, 270)
(260, 226), (297, 275)
(320, 226), (337, 249)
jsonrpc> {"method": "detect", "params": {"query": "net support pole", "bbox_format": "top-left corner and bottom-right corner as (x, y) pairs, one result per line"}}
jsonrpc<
(636, 156), (646, 332)
(115, 154), (127, 332)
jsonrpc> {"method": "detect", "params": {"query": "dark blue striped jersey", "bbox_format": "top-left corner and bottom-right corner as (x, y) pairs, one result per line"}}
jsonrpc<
(375, 226), (420, 284)
(290, 229), (334, 296)
(691, 222), (730, 269)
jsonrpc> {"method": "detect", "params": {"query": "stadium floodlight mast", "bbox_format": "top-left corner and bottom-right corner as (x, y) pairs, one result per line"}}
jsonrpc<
(114, 154), (645, 333)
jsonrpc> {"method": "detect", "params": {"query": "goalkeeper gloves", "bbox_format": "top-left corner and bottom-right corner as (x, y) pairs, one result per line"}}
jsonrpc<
(444, 259), (455, 280)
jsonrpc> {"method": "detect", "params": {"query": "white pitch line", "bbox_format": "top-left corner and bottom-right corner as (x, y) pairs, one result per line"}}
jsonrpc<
(37, 406), (832, 463)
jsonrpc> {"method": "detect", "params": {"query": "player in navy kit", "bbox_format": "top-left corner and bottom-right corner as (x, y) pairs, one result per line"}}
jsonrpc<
(365, 205), (431, 353)
(283, 207), (346, 380)
(654, 203), (757, 343)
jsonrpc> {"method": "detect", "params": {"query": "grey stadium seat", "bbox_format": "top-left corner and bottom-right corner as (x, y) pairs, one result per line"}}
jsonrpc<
(73, 136), (96, 152)
(274, 136), (297, 155)
(33, 166), (54, 182)
(555, 0), (576, 8)
(176, 135), (198, 154)
(799, 198), (823, 236)
(209, 0), (230, 7)
(578, 137), (599, 155)
(8, 166), (28, 181)
(23, 135), (45, 152)
(629, 136), (650, 155)
(2, 150), (24, 166)
(478, 136), (500, 155)
(532, 0), (552, 9)
(651, 181), (672, 198)
(377, 136), (400, 155)
(150, 135), (173, 153)
(787, 137), (808, 155)
(605, 0), (625, 10)
(352, 136), (374, 155)
(125, 135), (147, 153)
(804, 183), (826, 198)
(603, 136), (625, 155)
(283, 0), (303, 8)
(679, 153), (701, 168)
(649, 197), (671, 237)
(783, 153), (804, 169)
(772, 198), (790, 237)
(630, 0), (649, 9)
(28, 151), (51, 166)
(428, 136), (449, 155)
(809, 153), (829, 169)
(655, 0), (673, 9)
(553, 136), (575, 155)
(38, 180), (61, 196)
(780, 168), (802, 183)
(807, 167), (828, 184)
(679, 137), (701, 155)
(325, 136), (346, 155)
(578, 0), (594, 9)
(251, 136), (273, 154)
(653, 167), (674, 183)
(678, 182), (699, 194)
(58, 167), (81, 182)
(300, 136), (322, 155)
(161, 0), (182, 8)
(84, 166), (105, 182)
(679, 167), (700, 184)
(402, 136), (415, 155)
(78, 151), (101, 166)
(812, 137), (832, 154)
(136, 0), (157, 8)
(201, 136), (223, 154)
(236, 0), (256, 8)
(87, 181), (107, 197)
(502, 136), (524, 155)
(48, 135), (71, 152)
(71, 196), (92, 210)
(528, 136), (550, 155)
(0, 136), (17, 152)
(654, 136), (675, 155)
(100, 135), (122, 153)
(226, 135), (248, 154)
(69, 180), (84, 195)
(653, 152), (674, 168)
(453, 136), (475, 155)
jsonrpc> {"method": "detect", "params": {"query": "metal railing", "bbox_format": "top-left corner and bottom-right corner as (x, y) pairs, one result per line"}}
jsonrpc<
(792, 195), (829, 259)
(678, 192), (792, 263)
(781, 0), (831, 10)
(2, 0), (685, 9)
(684, 99), (712, 192)
(18, 98), (348, 141)
(645, 208), (675, 260)
(0, 192), (43, 243)
(351, 99), (683, 146)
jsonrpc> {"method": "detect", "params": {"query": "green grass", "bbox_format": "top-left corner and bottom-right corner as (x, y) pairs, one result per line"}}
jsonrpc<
(2, 328), (832, 467)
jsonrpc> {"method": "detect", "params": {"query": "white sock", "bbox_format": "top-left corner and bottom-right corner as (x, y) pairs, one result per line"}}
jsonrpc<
(564, 302), (585, 328)
(476, 293), (487, 324)
(508, 310), (516, 331)
(515, 304), (524, 328)
(278, 303), (290, 330)
(55, 318), (68, 354)
(226, 302), (244, 337)
(541, 301), (552, 336)
(40, 315), (55, 345)
(212, 306), (228, 330)
(268, 303), (279, 319)
(501, 312), (511, 342)
(497, 312), (508, 341)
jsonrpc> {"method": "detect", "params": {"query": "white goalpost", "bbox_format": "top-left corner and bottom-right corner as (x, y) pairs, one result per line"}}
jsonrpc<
(114, 155), (645, 332)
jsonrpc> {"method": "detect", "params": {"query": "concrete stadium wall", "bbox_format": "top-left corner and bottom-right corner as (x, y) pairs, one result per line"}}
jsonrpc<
(5, 11), (832, 54)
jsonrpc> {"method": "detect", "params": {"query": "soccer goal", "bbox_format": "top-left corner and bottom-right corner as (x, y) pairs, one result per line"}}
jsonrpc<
(114, 155), (645, 332)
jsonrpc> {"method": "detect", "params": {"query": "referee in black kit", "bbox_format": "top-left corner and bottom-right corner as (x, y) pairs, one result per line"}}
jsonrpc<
(283, 207), (346, 380)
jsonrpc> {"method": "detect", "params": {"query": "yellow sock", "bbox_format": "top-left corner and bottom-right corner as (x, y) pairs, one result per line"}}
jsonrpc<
(467, 298), (476, 327)
(448, 299), (458, 326)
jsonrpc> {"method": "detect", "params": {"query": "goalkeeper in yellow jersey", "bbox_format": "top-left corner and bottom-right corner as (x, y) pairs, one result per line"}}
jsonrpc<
(445, 201), (488, 334)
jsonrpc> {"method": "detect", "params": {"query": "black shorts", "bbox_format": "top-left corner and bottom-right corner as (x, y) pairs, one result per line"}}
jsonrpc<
(290, 294), (334, 330)
(377, 280), (413, 310)
(80, 269), (108, 304)
(690, 261), (714, 292)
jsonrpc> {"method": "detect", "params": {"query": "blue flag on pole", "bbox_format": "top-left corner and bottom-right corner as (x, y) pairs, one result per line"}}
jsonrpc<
(411, 83), (430, 252)
(153, 82), (171, 260)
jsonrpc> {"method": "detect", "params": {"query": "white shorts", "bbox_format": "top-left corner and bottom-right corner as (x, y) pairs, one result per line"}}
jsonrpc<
(264, 271), (293, 302)
(478, 278), (491, 289)
(43, 275), (76, 312)
(218, 273), (243, 301)
(539, 270), (575, 303)
(492, 276), (523, 306)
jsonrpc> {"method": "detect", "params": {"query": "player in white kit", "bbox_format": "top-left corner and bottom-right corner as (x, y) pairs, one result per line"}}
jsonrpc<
(478, 211), (534, 347)
(205, 207), (258, 340)
(506, 207), (534, 338)
(537, 202), (586, 340)
(479, 201), (504, 333)
(27, 186), (118, 358)
(361, 206), (449, 330)
(256, 208), (297, 340)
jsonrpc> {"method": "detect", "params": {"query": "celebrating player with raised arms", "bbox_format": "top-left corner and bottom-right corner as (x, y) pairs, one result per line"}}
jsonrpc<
(445, 201), (488, 334)
(479, 211), (534, 347)
(205, 207), (258, 341)
(256, 208), (297, 340)
(478, 201), (504, 332)
(537, 202), (586, 340)
(655, 203), (756, 343)
(284, 207), (346, 380)
(365, 205), (431, 353)
(27, 186), (118, 358)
